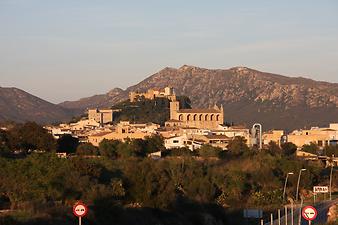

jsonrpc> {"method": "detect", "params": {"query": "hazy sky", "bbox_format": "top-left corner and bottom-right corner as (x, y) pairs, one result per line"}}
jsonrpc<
(1, 0), (337, 103)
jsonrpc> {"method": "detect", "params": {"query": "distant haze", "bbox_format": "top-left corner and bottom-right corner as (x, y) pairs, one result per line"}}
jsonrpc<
(1, 0), (337, 103)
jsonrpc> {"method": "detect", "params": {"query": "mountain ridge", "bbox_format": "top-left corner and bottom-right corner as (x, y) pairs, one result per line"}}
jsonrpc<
(0, 87), (74, 124)
(59, 65), (338, 130)
(1, 65), (337, 130)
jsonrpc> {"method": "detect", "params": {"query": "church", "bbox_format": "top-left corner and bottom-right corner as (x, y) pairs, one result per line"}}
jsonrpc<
(166, 97), (224, 129)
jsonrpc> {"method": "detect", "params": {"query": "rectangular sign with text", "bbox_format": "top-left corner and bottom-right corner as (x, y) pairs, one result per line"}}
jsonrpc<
(313, 186), (329, 193)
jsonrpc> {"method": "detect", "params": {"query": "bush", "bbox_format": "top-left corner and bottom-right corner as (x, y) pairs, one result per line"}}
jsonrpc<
(227, 136), (249, 155)
(197, 145), (222, 158)
(57, 134), (79, 154)
(76, 143), (99, 156)
(302, 143), (319, 155)
(281, 142), (297, 156)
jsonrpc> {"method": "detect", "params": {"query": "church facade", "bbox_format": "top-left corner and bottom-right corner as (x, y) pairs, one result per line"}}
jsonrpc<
(166, 99), (224, 129)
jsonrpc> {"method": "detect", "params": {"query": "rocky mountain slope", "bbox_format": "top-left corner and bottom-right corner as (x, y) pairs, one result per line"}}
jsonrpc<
(0, 87), (74, 124)
(60, 65), (338, 130)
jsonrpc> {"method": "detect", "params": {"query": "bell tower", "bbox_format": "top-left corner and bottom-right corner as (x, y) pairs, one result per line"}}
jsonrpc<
(170, 100), (180, 120)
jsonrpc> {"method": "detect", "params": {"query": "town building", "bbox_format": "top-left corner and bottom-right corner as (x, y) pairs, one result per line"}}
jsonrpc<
(262, 130), (284, 146)
(88, 108), (119, 124)
(287, 123), (338, 148)
(88, 121), (160, 146)
(166, 98), (224, 130)
(164, 134), (202, 151)
(129, 86), (176, 102)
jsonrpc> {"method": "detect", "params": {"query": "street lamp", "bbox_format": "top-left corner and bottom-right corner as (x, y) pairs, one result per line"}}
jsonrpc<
(329, 165), (333, 200)
(295, 168), (306, 202)
(283, 172), (294, 202)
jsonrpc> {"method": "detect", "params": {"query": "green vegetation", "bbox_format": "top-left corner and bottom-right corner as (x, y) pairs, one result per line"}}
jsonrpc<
(0, 123), (336, 225)
(111, 96), (191, 125)
(302, 143), (319, 154)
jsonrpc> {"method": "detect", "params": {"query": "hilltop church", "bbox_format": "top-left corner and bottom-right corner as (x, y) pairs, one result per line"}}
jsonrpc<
(166, 97), (224, 130)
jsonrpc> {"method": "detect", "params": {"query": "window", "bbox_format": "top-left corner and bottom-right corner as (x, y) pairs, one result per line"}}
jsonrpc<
(173, 140), (179, 143)
(318, 140), (323, 146)
(179, 114), (183, 121)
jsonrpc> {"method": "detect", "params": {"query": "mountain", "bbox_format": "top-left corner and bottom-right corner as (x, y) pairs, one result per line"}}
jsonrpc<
(60, 65), (338, 130)
(0, 87), (74, 124)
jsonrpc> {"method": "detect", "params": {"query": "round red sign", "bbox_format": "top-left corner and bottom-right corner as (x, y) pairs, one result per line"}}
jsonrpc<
(302, 206), (317, 221)
(73, 202), (88, 217)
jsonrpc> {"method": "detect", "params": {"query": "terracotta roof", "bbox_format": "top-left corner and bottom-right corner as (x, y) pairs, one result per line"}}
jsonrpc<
(178, 108), (221, 113)
(204, 135), (231, 140)
(90, 131), (111, 137)
(321, 128), (336, 131)
(166, 119), (181, 122)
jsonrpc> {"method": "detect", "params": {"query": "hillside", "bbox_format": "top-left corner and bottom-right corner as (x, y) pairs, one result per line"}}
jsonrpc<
(112, 96), (191, 125)
(59, 65), (338, 130)
(0, 87), (74, 124)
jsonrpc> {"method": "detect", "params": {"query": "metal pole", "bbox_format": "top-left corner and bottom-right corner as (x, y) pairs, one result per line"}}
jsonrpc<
(285, 206), (288, 225)
(296, 169), (306, 202)
(271, 213), (273, 225)
(79, 217), (82, 225)
(298, 198), (303, 225)
(278, 209), (281, 225)
(291, 202), (294, 225)
(329, 165), (333, 201)
(283, 174), (289, 202)
(261, 219), (264, 225)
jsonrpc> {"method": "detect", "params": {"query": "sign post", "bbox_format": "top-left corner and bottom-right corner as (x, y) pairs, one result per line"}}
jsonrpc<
(73, 202), (88, 225)
(302, 206), (317, 225)
(313, 186), (329, 194)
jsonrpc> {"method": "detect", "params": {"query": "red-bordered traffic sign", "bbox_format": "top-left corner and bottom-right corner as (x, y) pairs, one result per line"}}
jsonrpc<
(73, 202), (88, 217)
(302, 206), (317, 221)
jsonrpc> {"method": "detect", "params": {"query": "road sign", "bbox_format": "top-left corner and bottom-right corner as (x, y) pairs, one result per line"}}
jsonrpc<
(313, 186), (329, 193)
(302, 206), (317, 221)
(243, 209), (263, 218)
(73, 202), (88, 217)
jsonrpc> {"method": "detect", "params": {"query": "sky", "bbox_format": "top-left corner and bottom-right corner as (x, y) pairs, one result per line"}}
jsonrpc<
(0, 0), (338, 103)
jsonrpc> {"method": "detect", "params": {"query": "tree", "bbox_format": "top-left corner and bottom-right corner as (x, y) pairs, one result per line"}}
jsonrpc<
(267, 141), (282, 156)
(144, 135), (165, 154)
(197, 145), (222, 158)
(7, 122), (56, 152)
(281, 142), (297, 156)
(164, 147), (195, 157)
(227, 136), (249, 155)
(99, 139), (120, 158)
(57, 134), (79, 154)
(0, 130), (11, 157)
(116, 141), (137, 158)
(76, 143), (99, 156)
(302, 143), (319, 155)
(323, 145), (338, 157)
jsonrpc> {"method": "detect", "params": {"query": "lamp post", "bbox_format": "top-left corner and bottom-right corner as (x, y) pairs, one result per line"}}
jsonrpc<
(329, 165), (333, 200)
(283, 172), (294, 202)
(296, 169), (306, 202)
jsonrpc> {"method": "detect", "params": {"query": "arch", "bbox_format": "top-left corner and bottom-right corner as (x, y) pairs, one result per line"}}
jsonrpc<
(193, 114), (197, 121)
(210, 114), (214, 121)
(187, 114), (191, 121)
(216, 114), (220, 121)
(199, 114), (203, 121)
(205, 114), (209, 121)
(179, 114), (183, 121)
